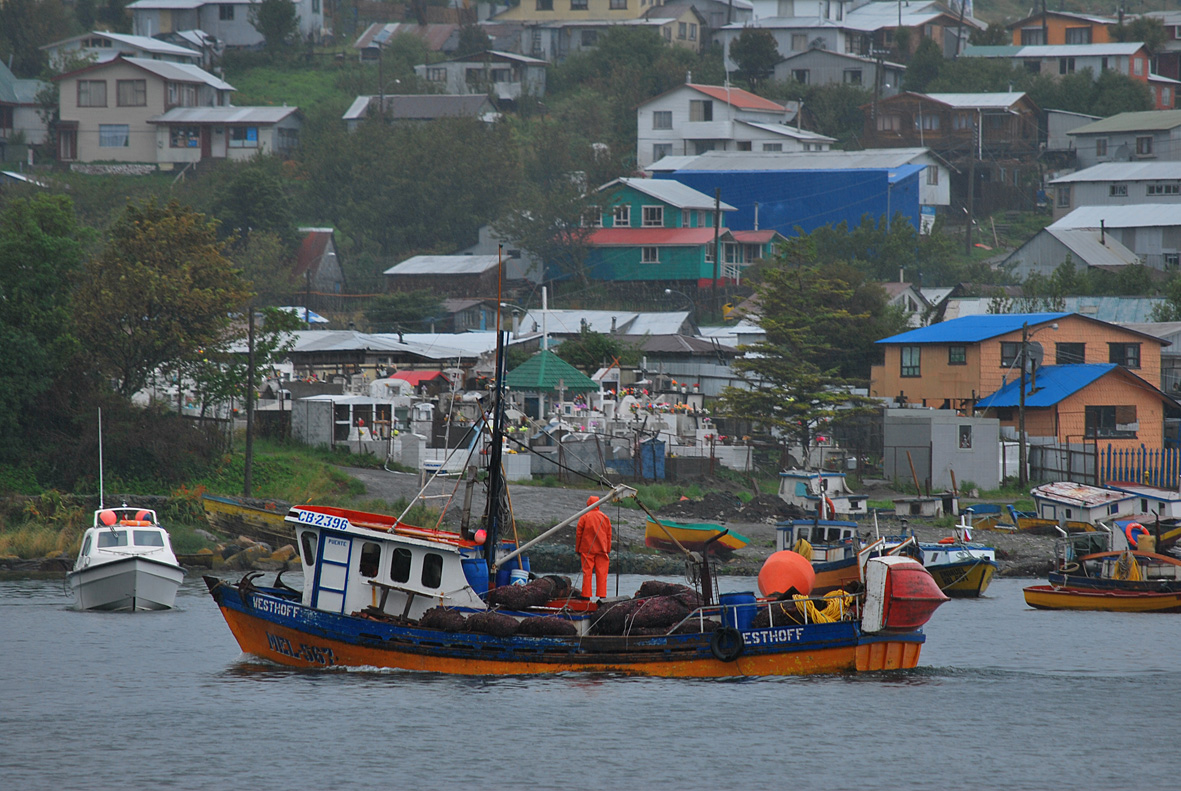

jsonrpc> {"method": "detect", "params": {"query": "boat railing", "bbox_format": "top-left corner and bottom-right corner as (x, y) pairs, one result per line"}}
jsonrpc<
(661, 593), (859, 636)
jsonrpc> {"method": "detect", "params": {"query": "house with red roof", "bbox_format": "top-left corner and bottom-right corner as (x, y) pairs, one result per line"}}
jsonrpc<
(585, 177), (785, 285)
(295, 228), (344, 295)
(636, 80), (833, 168)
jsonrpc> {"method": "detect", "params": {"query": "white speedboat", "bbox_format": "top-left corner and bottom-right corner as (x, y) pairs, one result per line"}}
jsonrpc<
(68, 505), (185, 611)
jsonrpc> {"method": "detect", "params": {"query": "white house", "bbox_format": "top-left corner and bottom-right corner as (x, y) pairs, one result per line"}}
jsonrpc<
(128, 0), (328, 48)
(777, 48), (905, 94)
(0, 60), (49, 149)
(40, 31), (202, 67)
(415, 51), (547, 101)
(1049, 161), (1181, 219)
(1066, 109), (1181, 169)
(636, 81), (832, 168)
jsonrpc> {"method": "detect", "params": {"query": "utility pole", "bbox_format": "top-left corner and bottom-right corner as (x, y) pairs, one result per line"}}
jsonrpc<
(712, 188), (721, 318)
(965, 129), (975, 255)
(1018, 322), (1028, 488)
(244, 306), (256, 497)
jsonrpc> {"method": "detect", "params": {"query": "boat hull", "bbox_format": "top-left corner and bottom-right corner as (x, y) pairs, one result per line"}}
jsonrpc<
(202, 495), (294, 546)
(206, 578), (926, 677)
(1023, 585), (1181, 613)
(68, 556), (184, 611)
(926, 560), (997, 597)
(643, 518), (749, 554)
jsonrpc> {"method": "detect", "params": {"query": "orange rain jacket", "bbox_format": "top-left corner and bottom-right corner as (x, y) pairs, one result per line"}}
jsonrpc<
(576, 499), (612, 556)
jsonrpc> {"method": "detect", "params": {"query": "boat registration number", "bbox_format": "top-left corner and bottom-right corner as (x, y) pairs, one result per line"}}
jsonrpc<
(266, 632), (337, 666)
(743, 627), (806, 646)
(293, 511), (351, 530)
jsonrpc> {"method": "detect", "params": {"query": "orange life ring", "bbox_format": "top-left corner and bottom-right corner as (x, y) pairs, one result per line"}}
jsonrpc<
(118, 519), (152, 526)
(1125, 522), (1149, 548)
(817, 497), (836, 517)
(937, 537), (956, 545)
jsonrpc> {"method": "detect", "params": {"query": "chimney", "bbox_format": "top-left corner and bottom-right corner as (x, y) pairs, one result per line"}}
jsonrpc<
(686, 70), (692, 84)
(1100, 219), (1106, 245)
(611, 316), (617, 333)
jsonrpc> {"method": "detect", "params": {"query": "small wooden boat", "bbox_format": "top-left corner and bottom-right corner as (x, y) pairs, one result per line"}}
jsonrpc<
(202, 494), (295, 547)
(1007, 505), (1095, 535)
(778, 470), (868, 516)
(644, 517), (749, 555)
(1023, 586), (1181, 613)
(1021, 482), (1136, 533)
(914, 516), (998, 598)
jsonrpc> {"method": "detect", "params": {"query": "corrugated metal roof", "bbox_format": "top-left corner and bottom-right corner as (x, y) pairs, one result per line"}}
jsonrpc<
(967, 42), (1144, 57)
(343, 94), (493, 121)
(128, 0), (210, 8)
(626, 311), (692, 336)
(738, 120), (836, 141)
(661, 148), (933, 171)
(505, 350), (597, 393)
(646, 156), (699, 172)
(1068, 109), (1181, 135)
(686, 83), (787, 112)
(586, 227), (721, 245)
(976, 364), (1116, 408)
(1006, 10), (1116, 26)
(922, 92), (1026, 109)
(1051, 204), (1181, 230)
(384, 255), (500, 276)
(41, 30), (201, 57)
(609, 177), (735, 210)
(1050, 162), (1181, 183)
(121, 57), (234, 90)
(1047, 228), (1141, 267)
(148, 106), (298, 124)
(282, 330), (472, 360)
(519, 309), (689, 336)
(940, 297), (1167, 324)
(877, 313), (1070, 345)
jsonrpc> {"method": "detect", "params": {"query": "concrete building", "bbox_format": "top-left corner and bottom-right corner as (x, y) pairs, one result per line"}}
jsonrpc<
(883, 408), (1002, 491)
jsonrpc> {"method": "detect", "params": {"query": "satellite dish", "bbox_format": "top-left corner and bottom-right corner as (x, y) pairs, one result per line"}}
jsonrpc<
(1024, 341), (1044, 372)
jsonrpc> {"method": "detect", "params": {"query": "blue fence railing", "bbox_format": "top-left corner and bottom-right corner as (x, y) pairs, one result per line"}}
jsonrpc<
(1100, 444), (1181, 490)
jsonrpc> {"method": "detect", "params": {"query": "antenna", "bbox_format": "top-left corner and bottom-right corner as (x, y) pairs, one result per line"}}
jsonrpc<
(98, 408), (104, 510)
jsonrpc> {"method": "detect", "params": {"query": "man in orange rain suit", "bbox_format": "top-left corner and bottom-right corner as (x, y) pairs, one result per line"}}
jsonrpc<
(576, 495), (612, 599)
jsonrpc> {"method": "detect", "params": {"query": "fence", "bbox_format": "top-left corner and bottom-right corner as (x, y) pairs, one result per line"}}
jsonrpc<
(1099, 444), (1181, 489)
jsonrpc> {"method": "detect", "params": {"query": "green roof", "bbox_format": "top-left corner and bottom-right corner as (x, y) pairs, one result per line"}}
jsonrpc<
(504, 350), (597, 393)
(1070, 110), (1181, 136)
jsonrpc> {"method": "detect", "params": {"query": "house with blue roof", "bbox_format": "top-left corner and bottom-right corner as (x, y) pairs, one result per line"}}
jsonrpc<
(975, 364), (1180, 451)
(870, 311), (1167, 414)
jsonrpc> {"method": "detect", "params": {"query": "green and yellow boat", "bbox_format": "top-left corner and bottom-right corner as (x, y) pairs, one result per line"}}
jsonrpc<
(644, 517), (750, 555)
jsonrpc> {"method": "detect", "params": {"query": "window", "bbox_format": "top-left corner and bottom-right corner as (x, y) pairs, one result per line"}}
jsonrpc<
(1057, 186), (1071, 208)
(1110, 183), (1128, 197)
(843, 69), (862, 85)
(1059, 57), (1076, 75)
(681, 209), (690, 226)
(300, 532), (316, 564)
(926, 166), (939, 185)
(359, 542), (381, 577)
(1137, 136), (1154, 156)
(1165, 87), (1172, 106)
(421, 553), (443, 588)
(98, 124), (129, 147)
(652, 110), (672, 129)
(916, 113), (939, 131)
(1096, 138), (1107, 157)
(98, 530), (128, 548)
(948, 345), (966, 365)
(953, 112), (971, 130)
(762, 142), (783, 151)
(1134, 57), (1145, 76)
(958, 425), (973, 449)
(1056, 342), (1085, 364)
(678, 22), (687, 39)
(704, 244), (715, 263)
(1109, 342), (1141, 368)
(900, 346), (921, 377)
(0, 105), (10, 132)
(536, 0), (553, 9)
(1167, 253), (1180, 269)
(877, 113), (901, 132)
(613, 204), (630, 226)
(689, 24), (697, 41)
(571, 0), (587, 7)
(1086, 405), (1138, 438)
(663, 26), (672, 41)
(791, 33), (807, 50)
(642, 205), (663, 227)
(390, 547), (412, 582)
(312, 0), (319, 11)
(133, 530), (164, 547)
(609, 0), (627, 8)
(689, 99), (712, 122)
(77, 80), (107, 107)
(116, 79), (146, 107)
(652, 143), (672, 161)
(1064, 27), (1092, 44)
(219, 3), (234, 19)
(1000, 341), (1021, 368)
(425, 67), (446, 81)
(737, 140), (751, 151)
(1148, 183), (1180, 195)
(641, 246), (659, 263)
(792, 69), (809, 84)
(580, 30), (597, 46)
(229, 126), (259, 148)
(169, 126), (200, 148)
(167, 82), (198, 107)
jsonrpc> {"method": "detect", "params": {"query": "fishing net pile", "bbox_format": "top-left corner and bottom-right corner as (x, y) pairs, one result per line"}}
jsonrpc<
(589, 582), (718, 635)
(485, 575), (572, 609)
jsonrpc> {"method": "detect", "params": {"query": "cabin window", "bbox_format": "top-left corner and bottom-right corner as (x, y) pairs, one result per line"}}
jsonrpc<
(359, 542), (381, 577)
(1109, 504), (1120, 515)
(82, 536), (92, 556)
(1065, 508), (1073, 519)
(300, 531), (317, 564)
(421, 553), (444, 588)
(1056, 342), (1085, 364)
(948, 345), (966, 365)
(613, 204), (630, 226)
(98, 530), (129, 548)
(390, 547), (412, 582)
(133, 530), (164, 547)
(77, 80), (107, 107)
(1138, 136), (1153, 156)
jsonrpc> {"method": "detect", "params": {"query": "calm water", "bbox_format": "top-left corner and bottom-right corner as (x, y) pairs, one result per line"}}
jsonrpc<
(2, 571), (1177, 791)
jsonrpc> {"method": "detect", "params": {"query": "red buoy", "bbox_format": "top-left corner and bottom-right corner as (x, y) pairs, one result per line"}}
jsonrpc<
(757, 550), (816, 598)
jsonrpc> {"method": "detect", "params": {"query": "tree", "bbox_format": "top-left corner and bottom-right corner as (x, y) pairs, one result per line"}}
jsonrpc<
(0, 194), (88, 457)
(903, 37), (943, 93)
(363, 290), (445, 334)
(554, 327), (638, 371)
(719, 239), (898, 461)
(457, 24), (492, 56)
(249, 0), (300, 50)
(1110, 18), (1168, 56)
(212, 156), (299, 247)
(72, 199), (252, 399)
(970, 23), (1010, 46)
(729, 28), (781, 90)
(0, 0), (76, 76)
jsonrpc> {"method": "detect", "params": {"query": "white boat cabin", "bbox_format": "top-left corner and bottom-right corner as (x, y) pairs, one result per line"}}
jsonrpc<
(288, 506), (495, 620)
(778, 470), (868, 516)
(1031, 482), (1137, 524)
(74, 507), (178, 572)
(1103, 482), (1181, 521)
(775, 519), (860, 560)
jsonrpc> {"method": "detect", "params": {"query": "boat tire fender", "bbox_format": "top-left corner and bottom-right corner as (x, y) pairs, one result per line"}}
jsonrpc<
(710, 627), (744, 662)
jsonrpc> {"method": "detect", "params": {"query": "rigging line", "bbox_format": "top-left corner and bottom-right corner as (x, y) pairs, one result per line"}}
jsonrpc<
(504, 432), (612, 487)
(394, 401), (479, 524)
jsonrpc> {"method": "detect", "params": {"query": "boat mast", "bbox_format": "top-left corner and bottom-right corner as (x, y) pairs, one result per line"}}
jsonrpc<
(483, 247), (509, 585)
(97, 407), (105, 510)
